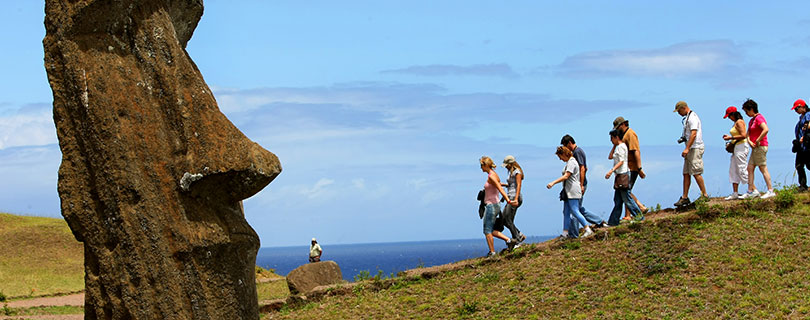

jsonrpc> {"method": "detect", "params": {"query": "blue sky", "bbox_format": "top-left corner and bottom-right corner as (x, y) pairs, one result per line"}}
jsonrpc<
(1, 2), (809, 247)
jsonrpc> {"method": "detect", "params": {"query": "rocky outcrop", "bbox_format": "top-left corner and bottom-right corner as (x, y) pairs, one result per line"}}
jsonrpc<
(43, 1), (281, 319)
(286, 261), (344, 294)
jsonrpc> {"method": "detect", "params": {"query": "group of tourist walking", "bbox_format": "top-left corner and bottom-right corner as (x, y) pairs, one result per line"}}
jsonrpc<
(478, 99), (810, 257)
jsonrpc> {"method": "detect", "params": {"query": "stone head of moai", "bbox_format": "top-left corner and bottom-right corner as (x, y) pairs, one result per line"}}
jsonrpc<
(43, 1), (281, 318)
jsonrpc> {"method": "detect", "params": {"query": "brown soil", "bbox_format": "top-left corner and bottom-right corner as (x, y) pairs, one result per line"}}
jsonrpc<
(5, 292), (83, 308)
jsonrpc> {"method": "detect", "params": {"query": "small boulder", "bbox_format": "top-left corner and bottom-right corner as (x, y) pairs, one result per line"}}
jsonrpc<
(286, 261), (343, 294)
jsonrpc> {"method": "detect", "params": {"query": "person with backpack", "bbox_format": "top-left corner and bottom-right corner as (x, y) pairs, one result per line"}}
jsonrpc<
(792, 99), (810, 192)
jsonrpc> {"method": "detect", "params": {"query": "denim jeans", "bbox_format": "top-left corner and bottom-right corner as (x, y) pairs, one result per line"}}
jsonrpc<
(569, 197), (604, 238)
(608, 188), (641, 226)
(501, 194), (522, 238)
(483, 203), (500, 235)
(563, 199), (589, 238)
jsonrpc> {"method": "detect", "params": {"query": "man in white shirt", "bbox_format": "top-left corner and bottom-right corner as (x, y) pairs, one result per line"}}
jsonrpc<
(309, 238), (323, 263)
(674, 101), (708, 206)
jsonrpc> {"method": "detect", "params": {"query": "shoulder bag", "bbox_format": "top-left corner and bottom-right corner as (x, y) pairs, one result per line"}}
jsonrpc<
(613, 173), (630, 190)
(725, 140), (736, 153)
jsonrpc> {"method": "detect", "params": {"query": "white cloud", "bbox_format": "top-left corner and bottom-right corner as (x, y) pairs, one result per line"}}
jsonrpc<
(305, 178), (335, 200)
(352, 178), (366, 189)
(0, 103), (57, 150)
(381, 63), (519, 78)
(557, 40), (741, 78)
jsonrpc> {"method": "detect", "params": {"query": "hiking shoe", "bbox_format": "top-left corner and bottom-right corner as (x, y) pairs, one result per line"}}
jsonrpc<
(486, 251), (497, 258)
(760, 190), (776, 199)
(799, 186), (808, 193)
(724, 193), (739, 201)
(582, 228), (594, 238)
(696, 195), (710, 202)
(518, 233), (527, 243)
(599, 221), (609, 228)
(739, 190), (760, 199)
(673, 197), (690, 207)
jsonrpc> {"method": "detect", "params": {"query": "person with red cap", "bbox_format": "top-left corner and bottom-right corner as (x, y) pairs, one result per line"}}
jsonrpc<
(792, 99), (810, 192)
(722, 106), (748, 200)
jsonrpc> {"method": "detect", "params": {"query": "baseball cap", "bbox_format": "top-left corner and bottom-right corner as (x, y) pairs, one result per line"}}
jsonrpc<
(502, 155), (516, 167)
(793, 99), (806, 110)
(723, 106), (737, 119)
(312, 238), (317, 242)
(612, 116), (627, 130)
(674, 101), (688, 112)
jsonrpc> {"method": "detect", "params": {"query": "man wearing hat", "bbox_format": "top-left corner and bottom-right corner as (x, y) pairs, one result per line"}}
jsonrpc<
(674, 101), (708, 206)
(792, 99), (810, 192)
(309, 238), (323, 263)
(612, 117), (648, 216)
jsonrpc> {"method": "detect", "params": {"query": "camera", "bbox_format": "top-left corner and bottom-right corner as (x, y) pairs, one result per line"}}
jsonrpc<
(677, 136), (687, 144)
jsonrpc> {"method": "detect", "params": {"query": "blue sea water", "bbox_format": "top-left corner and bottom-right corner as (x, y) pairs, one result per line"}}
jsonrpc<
(256, 236), (554, 281)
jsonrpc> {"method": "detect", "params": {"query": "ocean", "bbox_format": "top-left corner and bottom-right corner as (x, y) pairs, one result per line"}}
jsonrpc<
(256, 236), (554, 281)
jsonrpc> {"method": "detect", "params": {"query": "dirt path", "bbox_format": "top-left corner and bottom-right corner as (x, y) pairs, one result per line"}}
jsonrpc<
(0, 315), (83, 320)
(5, 293), (84, 308)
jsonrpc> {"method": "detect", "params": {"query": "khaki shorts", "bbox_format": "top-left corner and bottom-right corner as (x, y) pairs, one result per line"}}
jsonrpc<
(750, 146), (768, 166)
(683, 147), (704, 175)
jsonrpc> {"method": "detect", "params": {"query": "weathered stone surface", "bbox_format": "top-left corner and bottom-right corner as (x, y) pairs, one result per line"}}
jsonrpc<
(286, 261), (344, 294)
(43, 1), (281, 319)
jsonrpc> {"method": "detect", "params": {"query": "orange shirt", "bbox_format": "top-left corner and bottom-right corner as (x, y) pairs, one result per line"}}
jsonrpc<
(622, 128), (641, 171)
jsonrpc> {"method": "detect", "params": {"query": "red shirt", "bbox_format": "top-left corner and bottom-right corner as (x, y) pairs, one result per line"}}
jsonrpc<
(748, 114), (768, 147)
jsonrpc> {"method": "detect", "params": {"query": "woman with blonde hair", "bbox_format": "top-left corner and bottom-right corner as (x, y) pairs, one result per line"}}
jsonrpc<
(480, 156), (517, 257)
(547, 147), (593, 238)
(501, 155), (525, 245)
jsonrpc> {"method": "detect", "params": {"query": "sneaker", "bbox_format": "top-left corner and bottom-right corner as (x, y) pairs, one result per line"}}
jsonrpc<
(598, 221), (609, 228)
(513, 242), (522, 249)
(799, 186), (808, 193)
(486, 251), (497, 258)
(518, 233), (527, 243)
(621, 216), (632, 221)
(582, 228), (594, 238)
(506, 238), (517, 251)
(673, 197), (690, 207)
(739, 190), (760, 199)
(760, 190), (776, 199)
(696, 195), (710, 202)
(724, 193), (739, 201)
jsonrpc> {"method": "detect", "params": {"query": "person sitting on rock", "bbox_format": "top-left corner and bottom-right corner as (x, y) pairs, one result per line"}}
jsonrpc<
(309, 238), (322, 263)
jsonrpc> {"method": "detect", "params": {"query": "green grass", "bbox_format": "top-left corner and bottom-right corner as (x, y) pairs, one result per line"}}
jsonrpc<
(3, 305), (84, 317)
(269, 192), (810, 319)
(257, 279), (290, 301)
(0, 213), (84, 298)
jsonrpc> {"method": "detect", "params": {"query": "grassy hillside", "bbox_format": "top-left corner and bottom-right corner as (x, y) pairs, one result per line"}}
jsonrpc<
(268, 190), (810, 319)
(0, 212), (287, 304)
(0, 213), (84, 298)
